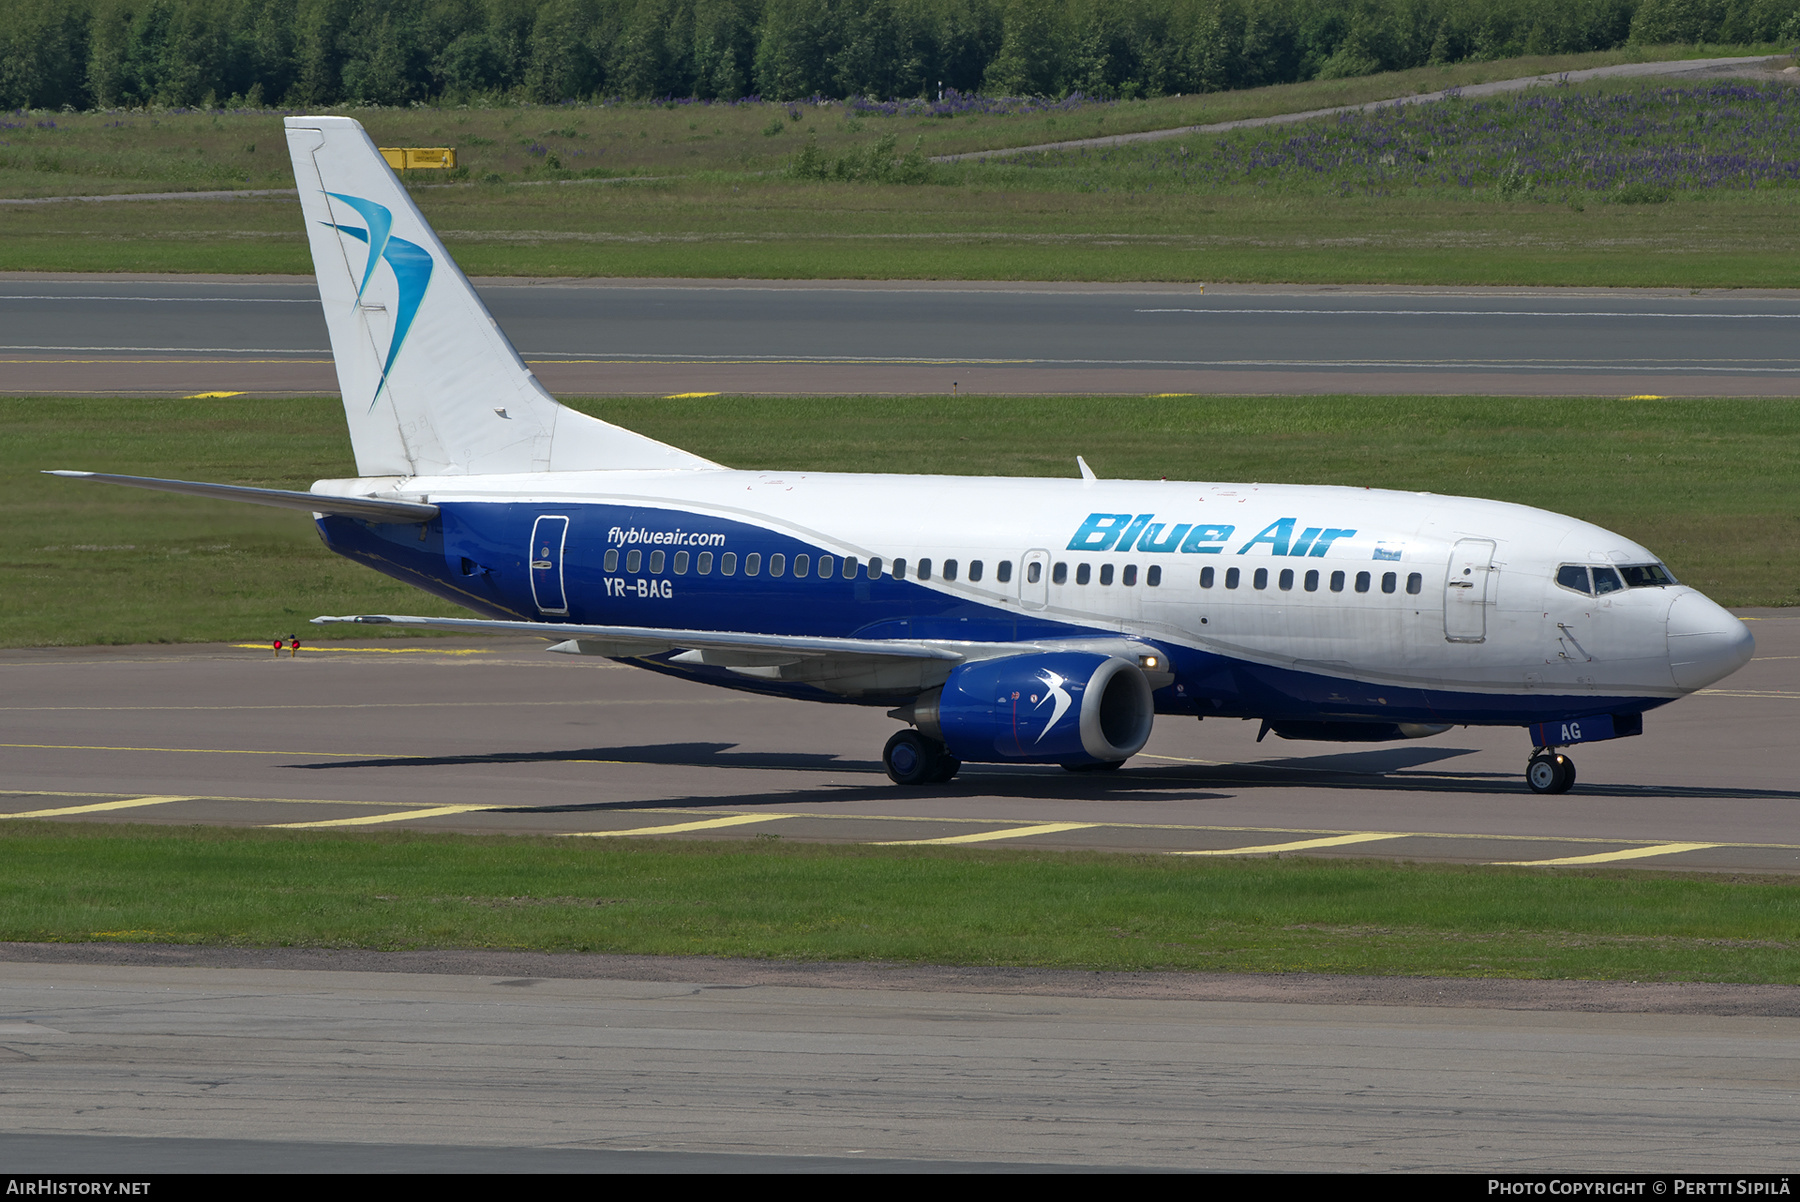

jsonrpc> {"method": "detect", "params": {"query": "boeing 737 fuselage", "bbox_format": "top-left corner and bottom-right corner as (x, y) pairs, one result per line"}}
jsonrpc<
(51, 116), (1756, 793)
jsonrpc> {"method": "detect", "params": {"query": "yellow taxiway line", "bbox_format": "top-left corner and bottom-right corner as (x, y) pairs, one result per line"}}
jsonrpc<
(1, 795), (194, 818)
(1497, 842), (1723, 867)
(561, 813), (796, 838)
(877, 821), (1099, 846)
(268, 805), (493, 830)
(1175, 831), (1410, 856)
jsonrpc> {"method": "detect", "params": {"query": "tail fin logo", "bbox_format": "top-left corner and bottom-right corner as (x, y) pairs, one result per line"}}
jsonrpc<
(319, 191), (433, 411)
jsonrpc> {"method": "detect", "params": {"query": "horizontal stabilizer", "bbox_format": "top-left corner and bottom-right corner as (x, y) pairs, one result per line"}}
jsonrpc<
(45, 471), (439, 522)
(312, 613), (964, 661)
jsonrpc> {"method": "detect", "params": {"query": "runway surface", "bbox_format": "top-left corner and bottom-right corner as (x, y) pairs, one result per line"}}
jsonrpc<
(4, 949), (1798, 1172)
(6, 274), (1800, 397)
(2, 610), (1795, 870)
(5, 622), (1797, 1172)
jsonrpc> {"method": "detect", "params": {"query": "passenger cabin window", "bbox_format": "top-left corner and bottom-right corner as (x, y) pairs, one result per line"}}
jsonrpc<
(1406, 572), (1423, 595)
(1200, 566), (1215, 588)
(604, 549), (619, 572)
(969, 560), (983, 582)
(867, 557), (882, 578)
(791, 553), (807, 577)
(744, 552), (761, 576)
(841, 556), (857, 578)
(1052, 562), (1068, 585)
(697, 551), (713, 574)
(1330, 570), (1344, 592)
(769, 553), (786, 577)
(673, 550), (689, 574)
(1123, 565), (1138, 586)
(1145, 565), (1159, 586)
(1381, 571), (1397, 594)
(1076, 563), (1091, 586)
(1278, 569), (1294, 591)
(917, 558), (932, 581)
(626, 549), (641, 573)
(817, 555), (833, 578)
(1253, 568), (1269, 590)
(892, 558), (906, 579)
(943, 559), (958, 581)
(720, 552), (737, 576)
(1025, 561), (1039, 584)
(1355, 571), (1370, 593)
(997, 561), (1013, 584)
(1304, 569), (1319, 592)
(1099, 564), (1114, 586)
(1225, 567), (1240, 589)
(649, 550), (665, 573)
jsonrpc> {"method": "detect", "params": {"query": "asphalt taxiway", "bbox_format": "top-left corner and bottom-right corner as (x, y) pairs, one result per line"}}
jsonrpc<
(7, 274), (1800, 397)
(2, 610), (1796, 870)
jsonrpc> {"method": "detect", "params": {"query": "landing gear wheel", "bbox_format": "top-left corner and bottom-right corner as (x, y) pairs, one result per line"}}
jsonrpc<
(884, 730), (944, 786)
(1063, 758), (1127, 773)
(929, 754), (962, 784)
(1526, 752), (1576, 795)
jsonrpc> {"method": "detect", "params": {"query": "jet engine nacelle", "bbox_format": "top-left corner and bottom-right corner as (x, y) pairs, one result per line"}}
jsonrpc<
(910, 652), (1155, 765)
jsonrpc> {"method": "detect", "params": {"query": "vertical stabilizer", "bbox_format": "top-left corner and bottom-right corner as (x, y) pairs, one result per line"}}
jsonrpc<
(284, 116), (717, 477)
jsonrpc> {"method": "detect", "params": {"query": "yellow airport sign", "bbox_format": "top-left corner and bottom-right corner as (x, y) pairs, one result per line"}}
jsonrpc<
(379, 147), (456, 170)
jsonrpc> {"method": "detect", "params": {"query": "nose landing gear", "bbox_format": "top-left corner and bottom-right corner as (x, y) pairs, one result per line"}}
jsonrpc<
(1526, 751), (1576, 795)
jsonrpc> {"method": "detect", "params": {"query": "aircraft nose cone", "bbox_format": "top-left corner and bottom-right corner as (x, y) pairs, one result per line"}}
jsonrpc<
(1667, 592), (1754, 690)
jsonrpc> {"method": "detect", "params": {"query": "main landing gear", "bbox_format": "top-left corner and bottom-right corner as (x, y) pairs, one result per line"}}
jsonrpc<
(1526, 750), (1577, 795)
(883, 730), (961, 786)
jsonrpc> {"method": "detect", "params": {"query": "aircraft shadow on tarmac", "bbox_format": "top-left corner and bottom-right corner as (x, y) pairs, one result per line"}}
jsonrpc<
(286, 741), (1800, 805)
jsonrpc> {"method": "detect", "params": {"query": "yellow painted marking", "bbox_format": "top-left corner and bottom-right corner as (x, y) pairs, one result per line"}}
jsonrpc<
(230, 644), (494, 656)
(1699, 688), (1800, 698)
(1498, 842), (1721, 867)
(185, 391), (245, 399)
(1176, 831), (1409, 856)
(877, 822), (1099, 846)
(562, 813), (793, 838)
(268, 805), (491, 830)
(664, 391), (722, 399)
(0, 742), (413, 759)
(1623, 394), (1667, 400)
(2, 795), (192, 818)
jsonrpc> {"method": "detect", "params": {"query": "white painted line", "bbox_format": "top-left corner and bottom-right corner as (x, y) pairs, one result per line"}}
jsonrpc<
(877, 822), (1099, 846)
(562, 813), (793, 838)
(1497, 842), (1721, 867)
(268, 805), (490, 829)
(2, 795), (193, 818)
(1176, 832), (1408, 856)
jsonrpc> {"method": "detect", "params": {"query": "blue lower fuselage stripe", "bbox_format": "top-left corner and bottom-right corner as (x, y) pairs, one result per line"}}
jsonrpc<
(315, 502), (1666, 727)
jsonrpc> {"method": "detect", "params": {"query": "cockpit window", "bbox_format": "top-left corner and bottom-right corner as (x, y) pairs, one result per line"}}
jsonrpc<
(1556, 565), (1592, 595)
(1619, 563), (1679, 588)
(1592, 566), (1624, 595)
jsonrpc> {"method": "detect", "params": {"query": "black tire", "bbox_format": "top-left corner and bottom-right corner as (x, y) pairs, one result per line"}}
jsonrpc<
(883, 730), (941, 786)
(929, 754), (962, 783)
(1527, 753), (1576, 794)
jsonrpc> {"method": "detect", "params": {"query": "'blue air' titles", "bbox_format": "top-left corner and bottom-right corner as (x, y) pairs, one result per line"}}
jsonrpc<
(1069, 514), (1358, 557)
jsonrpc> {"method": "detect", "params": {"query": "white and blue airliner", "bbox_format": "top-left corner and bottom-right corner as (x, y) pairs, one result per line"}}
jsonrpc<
(51, 116), (1756, 793)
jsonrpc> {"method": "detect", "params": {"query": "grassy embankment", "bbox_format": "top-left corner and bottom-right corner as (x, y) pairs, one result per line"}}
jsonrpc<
(6, 392), (1795, 649)
(5, 824), (1799, 981)
(2, 46), (1796, 284)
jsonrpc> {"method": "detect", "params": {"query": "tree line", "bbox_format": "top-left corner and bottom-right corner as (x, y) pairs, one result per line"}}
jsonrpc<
(1, 0), (1795, 112)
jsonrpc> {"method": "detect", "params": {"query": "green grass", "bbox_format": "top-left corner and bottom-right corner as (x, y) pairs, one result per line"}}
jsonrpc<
(6, 823), (1798, 980)
(2, 47), (1797, 285)
(6, 393), (1795, 649)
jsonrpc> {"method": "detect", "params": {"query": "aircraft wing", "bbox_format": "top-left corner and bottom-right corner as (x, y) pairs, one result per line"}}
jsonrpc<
(45, 471), (439, 523)
(311, 613), (964, 661)
(311, 614), (1173, 696)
